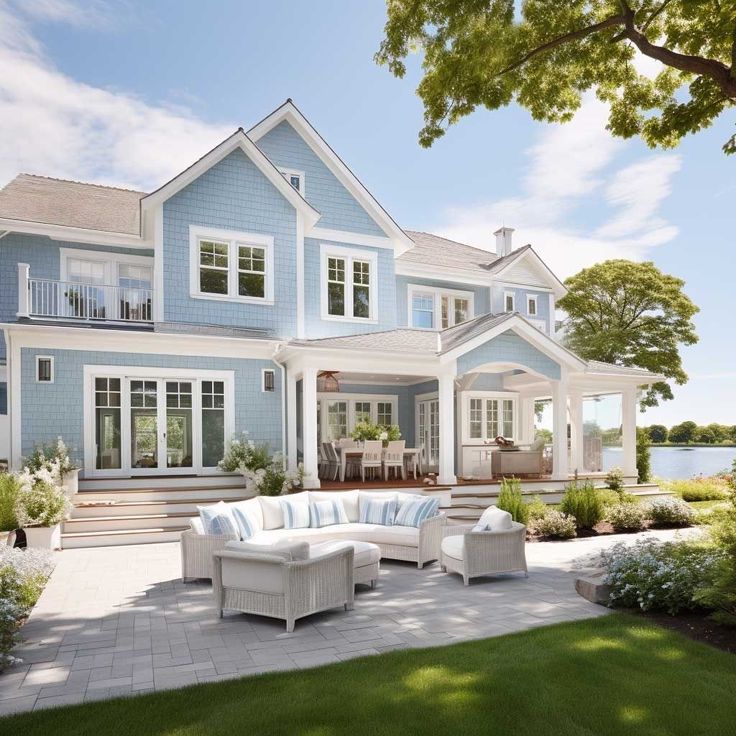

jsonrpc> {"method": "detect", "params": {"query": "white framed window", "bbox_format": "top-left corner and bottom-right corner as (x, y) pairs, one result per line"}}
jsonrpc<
(320, 245), (377, 322)
(189, 226), (274, 304)
(527, 295), (538, 316)
(504, 291), (515, 312)
(36, 356), (54, 383)
(317, 393), (398, 441)
(462, 392), (518, 443)
(407, 284), (475, 330)
(262, 369), (275, 393)
(279, 168), (305, 195)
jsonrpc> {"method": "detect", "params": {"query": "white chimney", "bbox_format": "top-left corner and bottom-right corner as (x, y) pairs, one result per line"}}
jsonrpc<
(494, 226), (515, 257)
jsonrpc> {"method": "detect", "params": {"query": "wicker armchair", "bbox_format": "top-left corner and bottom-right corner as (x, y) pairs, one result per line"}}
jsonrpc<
(181, 526), (237, 581)
(440, 522), (527, 585)
(212, 546), (354, 632)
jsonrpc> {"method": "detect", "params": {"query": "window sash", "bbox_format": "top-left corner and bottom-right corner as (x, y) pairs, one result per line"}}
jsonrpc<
(376, 401), (392, 426)
(504, 292), (515, 312)
(466, 396), (516, 442)
(527, 296), (537, 315)
(324, 253), (373, 320)
(196, 235), (270, 300)
(410, 288), (472, 329)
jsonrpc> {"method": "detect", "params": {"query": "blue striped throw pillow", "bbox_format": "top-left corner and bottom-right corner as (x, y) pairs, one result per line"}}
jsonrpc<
(309, 499), (348, 528)
(394, 497), (440, 528)
(279, 497), (311, 529)
(197, 502), (238, 537)
(230, 502), (259, 540)
(359, 497), (398, 526)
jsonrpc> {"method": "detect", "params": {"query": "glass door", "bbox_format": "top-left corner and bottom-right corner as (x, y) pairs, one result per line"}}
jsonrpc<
(165, 381), (193, 469)
(417, 398), (440, 471)
(130, 379), (159, 470)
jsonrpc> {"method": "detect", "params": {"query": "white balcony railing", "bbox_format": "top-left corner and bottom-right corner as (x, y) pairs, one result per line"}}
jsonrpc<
(17, 263), (153, 324)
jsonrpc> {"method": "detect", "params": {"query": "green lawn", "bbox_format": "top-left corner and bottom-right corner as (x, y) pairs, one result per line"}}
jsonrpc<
(3, 614), (736, 735)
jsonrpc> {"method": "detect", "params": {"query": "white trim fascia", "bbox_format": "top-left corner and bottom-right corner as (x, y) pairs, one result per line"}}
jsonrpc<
(296, 211), (306, 339)
(189, 225), (275, 305)
(248, 102), (413, 255)
(2, 322), (279, 360)
(395, 260), (491, 286)
(406, 283), (476, 330)
(154, 205), (165, 321)
(491, 249), (567, 299)
(492, 278), (553, 294)
(0, 218), (149, 248)
(35, 355), (55, 383)
(141, 130), (320, 232)
(278, 348), (441, 377)
(310, 227), (393, 250)
(319, 243), (378, 324)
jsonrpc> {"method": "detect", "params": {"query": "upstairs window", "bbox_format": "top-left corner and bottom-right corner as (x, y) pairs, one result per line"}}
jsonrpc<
(321, 245), (376, 321)
(408, 286), (474, 330)
(527, 295), (538, 316)
(36, 356), (54, 383)
(262, 369), (275, 393)
(280, 169), (305, 194)
(411, 293), (434, 329)
(191, 227), (274, 303)
(504, 291), (515, 312)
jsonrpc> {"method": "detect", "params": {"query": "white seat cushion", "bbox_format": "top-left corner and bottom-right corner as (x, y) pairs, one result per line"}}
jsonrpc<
(309, 490), (359, 522)
(473, 506), (513, 532)
(441, 535), (465, 561)
(310, 539), (380, 568)
(244, 522), (420, 549)
(221, 557), (284, 595)
(225, 539), (309, 561)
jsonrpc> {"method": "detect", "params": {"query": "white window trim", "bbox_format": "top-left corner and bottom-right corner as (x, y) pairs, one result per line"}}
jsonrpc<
(35, 355), (54, 384)
(261, 368), (276, 393)
(189, 225), (275, 305)
(503, 291), (515, 313)
(461, 391), (518, 444)
(407, 284), (475, 330)
(60, 248), (153, 286)
(279, 167), (306, 196)
(319, 244), (378, 323)
(317, 392), (398, 442)
(527, 294), (538, 316)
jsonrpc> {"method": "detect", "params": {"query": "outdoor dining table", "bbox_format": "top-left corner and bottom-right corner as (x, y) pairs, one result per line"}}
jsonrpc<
(334, 446), (423, 482)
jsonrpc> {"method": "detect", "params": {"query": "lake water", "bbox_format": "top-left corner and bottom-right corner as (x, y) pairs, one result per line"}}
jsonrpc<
(603, 446), (736, 480)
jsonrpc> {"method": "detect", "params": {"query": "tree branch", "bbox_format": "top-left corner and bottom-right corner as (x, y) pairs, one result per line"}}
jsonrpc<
(640, 0), (673, 33)
(497, 14), (626, 76)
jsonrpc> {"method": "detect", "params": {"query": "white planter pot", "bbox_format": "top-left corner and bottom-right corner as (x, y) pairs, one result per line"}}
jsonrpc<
(62, 468), (80, 499)
(0, 530), (16, 547)
(24, 524), (62, 550)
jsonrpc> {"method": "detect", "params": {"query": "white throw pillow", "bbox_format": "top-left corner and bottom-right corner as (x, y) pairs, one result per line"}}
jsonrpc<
(197, 502), (238, 537)
(258, 496), (285, 529)
(228, 498), (263, 540)
(309, 490), (360, 522)
(395, 497), (439, 528)
(358, 491), (398, 520)
(472, 505), (514, 532)
(280, 495), (311, 529)
(359, 497), (398, 526)
(225, 539), (309, 561)
(309, 499), (349, 528)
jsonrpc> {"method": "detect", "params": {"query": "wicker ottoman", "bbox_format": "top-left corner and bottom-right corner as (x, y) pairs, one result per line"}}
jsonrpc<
(310, 540), (381, 588)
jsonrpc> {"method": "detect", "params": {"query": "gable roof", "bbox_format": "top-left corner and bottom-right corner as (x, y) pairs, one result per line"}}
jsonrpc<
(401, 231), (498, 274)
(0, 174), (144, 236)
(248, 100), (414, 255)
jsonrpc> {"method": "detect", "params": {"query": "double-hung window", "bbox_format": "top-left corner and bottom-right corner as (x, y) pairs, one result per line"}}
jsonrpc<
(411, 292), (434, 328)
(408, 285), (474, 329)
(527, 295), (538, 316)
(504, 291), (515, 312)
(191, 226), (274, 303)
(321, 245), (376, 321)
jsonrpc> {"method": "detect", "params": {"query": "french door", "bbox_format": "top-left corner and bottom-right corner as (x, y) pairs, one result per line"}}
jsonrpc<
(88, 370), (231, 476)
(416, 397), (440, 472)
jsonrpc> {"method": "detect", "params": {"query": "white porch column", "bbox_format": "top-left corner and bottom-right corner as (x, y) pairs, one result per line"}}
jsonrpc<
(301, 366), (320, 488)
(519, 395), (536, 445)
(568, 390), (584, 475)
(437, 373), (457, 485)
(17, 263), (30, 318)
(286, 369), (297, 472)
(551, 371), (569, 480)
(621, 387), (638, 478)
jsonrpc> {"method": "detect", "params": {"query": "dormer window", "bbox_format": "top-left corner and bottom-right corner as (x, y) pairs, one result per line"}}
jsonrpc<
(280, 168), (305, 195)
(408, 285), (473, 329)
(504, 291), (515, 312)
(527, 295), (538, 316)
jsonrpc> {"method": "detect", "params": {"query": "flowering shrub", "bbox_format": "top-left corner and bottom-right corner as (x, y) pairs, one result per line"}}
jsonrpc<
(243, 454), (305, 496)
(647, 497), (695, 527)
(601, 539), (723, 614)
(524, 495), (550, 522)
(22, 437), (75, 486)
(14, 481), (71, 528)
(532, 510), (576, 539)
(606, 502), (649, 532)
(218, 433), (270, 473)
(0, 547), (55, 670)
(350, 421), (401, 442)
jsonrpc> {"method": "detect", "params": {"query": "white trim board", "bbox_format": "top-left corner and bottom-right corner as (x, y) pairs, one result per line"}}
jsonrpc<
(0, 217), (148, 248)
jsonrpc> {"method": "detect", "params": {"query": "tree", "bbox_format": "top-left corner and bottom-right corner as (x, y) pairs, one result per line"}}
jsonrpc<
(646, 424), (668, 443)
(377, 1), (736, 154)
(669, 420), (697, 444)
(557, 260), (698, 407)
(695, 426), (717, 444)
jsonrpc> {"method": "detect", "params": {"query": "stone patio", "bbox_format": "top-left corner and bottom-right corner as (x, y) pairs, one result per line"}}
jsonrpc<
(0, 529), (691, 714)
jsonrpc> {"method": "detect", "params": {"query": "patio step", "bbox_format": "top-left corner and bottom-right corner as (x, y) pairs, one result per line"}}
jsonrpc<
(77, 474), (244, 491)
(64, 511), (198, 533)
(61, 527), (188, 549)
(70, 496), (252, 518)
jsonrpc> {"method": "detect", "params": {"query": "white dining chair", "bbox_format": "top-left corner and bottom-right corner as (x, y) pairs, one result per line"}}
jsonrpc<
(360, 440), (383, 482)
(383, 440), (406, 481)
(321, 442), (340, 481)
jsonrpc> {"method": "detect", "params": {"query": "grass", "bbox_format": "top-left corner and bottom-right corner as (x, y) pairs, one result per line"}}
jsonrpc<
(3, 614), (736, 735)
(663, 477), (730, 502)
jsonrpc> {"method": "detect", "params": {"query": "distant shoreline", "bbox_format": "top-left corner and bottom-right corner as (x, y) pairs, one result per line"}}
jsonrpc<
(608, 443), (736, 449)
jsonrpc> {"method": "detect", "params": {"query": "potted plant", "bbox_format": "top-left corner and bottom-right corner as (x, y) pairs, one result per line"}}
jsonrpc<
(23, 438), (79, 499)
(15, 480), (71, 550)
(0, 473), (21, 547)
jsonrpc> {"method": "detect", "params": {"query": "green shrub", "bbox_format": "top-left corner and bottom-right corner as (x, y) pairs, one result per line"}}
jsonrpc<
(606, 502), (648, 532)
(667, 478), (729, 502)
(496, 477), (529, 525)
(218, 433), (270, 473)
(0, 474), (21, 532)
(532, 510), (576, 539)
(636, 427), (651, 483)
(524, 495), (549, 522)
(647, 497), (695, 527)
(559, 482), (605, 529)
(597, 488), (625, 507)
(605, 467), (625, 495)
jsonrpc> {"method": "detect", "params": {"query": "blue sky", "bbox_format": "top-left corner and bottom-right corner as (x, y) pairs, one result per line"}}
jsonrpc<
(0, 0), (733, 428)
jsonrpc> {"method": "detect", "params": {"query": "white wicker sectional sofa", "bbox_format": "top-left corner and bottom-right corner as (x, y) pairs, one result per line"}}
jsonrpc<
(181, 489), (446, 581)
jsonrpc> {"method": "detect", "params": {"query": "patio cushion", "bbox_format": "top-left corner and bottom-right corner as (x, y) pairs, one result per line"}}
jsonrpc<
(441, 535), (465, 561)
(395, 497), (439, 527)
(225, 539), (309, 561)
(310, 539), (380, 568)
(359, 497), (397, 526)
(280, 496), (311, 529)
(229, 498), (263, 539)
(309, 499), (349, 528)
(197, 501), (238, 538)
(220, 556), (285, 595)
(348, 524), (420, 547)
(473, 506), (513, 532)
(258, 495), (285, 529)
(234, 523), (420, 548)
(309, 490), (359, 522)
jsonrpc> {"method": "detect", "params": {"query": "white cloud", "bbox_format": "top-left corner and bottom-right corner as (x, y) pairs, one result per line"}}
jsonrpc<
(434, 97), (681, 279)
(0, 0), (232, 191)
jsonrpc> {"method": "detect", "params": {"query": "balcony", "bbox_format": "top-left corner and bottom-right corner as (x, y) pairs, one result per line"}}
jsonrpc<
(17, 263), (153, 325)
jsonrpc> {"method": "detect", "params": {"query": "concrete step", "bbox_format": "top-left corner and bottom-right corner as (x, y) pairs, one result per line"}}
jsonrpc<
(78, 474), (244, 492)
(61, 527), (187, 549)
(70, 496), (252, 518)
(74, 485), (249, 503)
(64, 512), (196, 533)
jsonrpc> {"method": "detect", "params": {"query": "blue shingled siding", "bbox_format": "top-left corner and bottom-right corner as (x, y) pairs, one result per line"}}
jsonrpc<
(457, 330), (560, 380)
(303, 237), (397, 337)
(491, 286), (551, 332)
(395, 275), (490, 328)
(19, 348), (282, 466)
(255, 120), (384, 237)
(163, 149), (297, 334)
